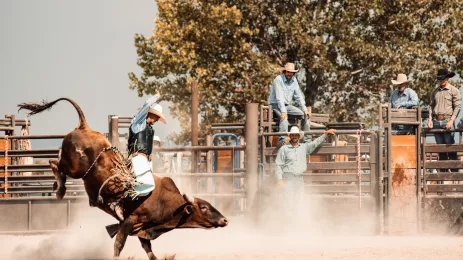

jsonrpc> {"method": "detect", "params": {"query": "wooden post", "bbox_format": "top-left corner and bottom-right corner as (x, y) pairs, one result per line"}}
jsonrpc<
(206, 135), (213, 173)
(377, 104), (384, 235)
(369, 131), (379, 234)
(191, 82), (199, 173)
(206, 135), (213, 193)
(245, 103), (259, 218)
(9, 115), (16, 167)
(110, 116), (119, 149)
(386, 103), (392, 234)
(416, 106), (422, 233)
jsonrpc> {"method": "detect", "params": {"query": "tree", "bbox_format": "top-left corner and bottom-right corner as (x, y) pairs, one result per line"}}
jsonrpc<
(129, 0), (463, 143)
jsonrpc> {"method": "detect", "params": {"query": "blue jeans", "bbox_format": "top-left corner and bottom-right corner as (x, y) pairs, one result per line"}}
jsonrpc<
(433, 118), (457, 172)
(272, 104), (311, 143)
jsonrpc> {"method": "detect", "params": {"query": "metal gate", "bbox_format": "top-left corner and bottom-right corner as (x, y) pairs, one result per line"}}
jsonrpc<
(259, 105), (383, 235)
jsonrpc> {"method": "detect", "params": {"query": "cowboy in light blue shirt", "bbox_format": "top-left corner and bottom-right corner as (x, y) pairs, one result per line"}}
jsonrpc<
(275, 126), (336, 220)
(388, 74), (419, 132)
(389, 74), (419, 109)
(268, 63), (311, 146)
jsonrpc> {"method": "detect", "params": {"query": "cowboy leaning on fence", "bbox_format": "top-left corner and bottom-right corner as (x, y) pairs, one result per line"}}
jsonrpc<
(429, 69), (461, 172)
(275, 126), (336, 219)
(389, 73), (419, 133)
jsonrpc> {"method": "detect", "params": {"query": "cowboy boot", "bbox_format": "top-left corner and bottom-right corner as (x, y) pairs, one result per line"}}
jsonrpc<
(114, 204), (124, 221)
(110, 201), (125, 221)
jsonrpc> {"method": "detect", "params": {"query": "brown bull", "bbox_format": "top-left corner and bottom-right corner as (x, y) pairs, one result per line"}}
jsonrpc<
(18, 98), (228, 259)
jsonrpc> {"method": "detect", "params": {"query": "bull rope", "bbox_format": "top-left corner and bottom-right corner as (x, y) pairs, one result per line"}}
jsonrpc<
(81, 146), (138, 204)
(81, 146), (116, 179)
(357, 129), (363, 209)
(97, 172), (122, 204)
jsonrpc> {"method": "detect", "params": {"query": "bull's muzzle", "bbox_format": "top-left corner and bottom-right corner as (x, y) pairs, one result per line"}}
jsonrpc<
(217, 217), (229, 227)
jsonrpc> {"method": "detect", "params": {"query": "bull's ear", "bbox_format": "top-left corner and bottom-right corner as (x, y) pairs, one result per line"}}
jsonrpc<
(184, 204), (194, 215)
(183, 193), (195, 204)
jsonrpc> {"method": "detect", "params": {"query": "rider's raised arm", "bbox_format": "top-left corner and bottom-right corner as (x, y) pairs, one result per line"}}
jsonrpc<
(130, 94), (159, 133)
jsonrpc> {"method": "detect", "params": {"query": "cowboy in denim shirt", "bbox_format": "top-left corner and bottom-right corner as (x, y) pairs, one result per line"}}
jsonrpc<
(389, 74), (419, 133)
(275, 126), (336, 220)
(268, 63), (311, 147)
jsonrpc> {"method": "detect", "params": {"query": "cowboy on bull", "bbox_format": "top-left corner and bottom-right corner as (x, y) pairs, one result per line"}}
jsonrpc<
(109, 91), (167, 220)
(128, 90), (167, 197)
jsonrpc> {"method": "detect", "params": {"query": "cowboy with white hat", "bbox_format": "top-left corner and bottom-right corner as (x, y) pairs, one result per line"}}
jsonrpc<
(109, 91), (166, 220)
(268, 62), (311, 149)
(151, 135), (166, 173)
(389, 73), (419, 134)
(152, 135), (165, 147)
(275, 126), (335, 221)
(389, 73), (418, 109)
(127, 90), (167, 199)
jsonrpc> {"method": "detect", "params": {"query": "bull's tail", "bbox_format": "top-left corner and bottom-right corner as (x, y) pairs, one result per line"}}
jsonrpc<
(18, 98), (88, 129)
(106, 223), (120, 238)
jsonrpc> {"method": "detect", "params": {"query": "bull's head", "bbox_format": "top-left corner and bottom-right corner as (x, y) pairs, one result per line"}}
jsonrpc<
(181, 194), (229, 229)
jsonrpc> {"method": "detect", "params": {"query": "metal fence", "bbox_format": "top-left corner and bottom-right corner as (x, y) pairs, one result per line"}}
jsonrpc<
(260, 125), (382, 234)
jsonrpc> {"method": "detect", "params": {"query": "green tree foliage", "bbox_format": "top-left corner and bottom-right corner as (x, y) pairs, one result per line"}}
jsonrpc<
(129, 0), (463, 143)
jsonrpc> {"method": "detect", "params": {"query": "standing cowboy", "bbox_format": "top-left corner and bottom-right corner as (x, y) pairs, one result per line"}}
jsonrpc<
(268, 63), (311, 148)
(428, 69), (461, 172)
(275, 126), (336, 221)
(389, 73), (419, 133)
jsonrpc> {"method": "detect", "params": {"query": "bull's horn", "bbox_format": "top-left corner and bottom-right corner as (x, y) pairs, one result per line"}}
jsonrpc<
(183, 193), (195, 203)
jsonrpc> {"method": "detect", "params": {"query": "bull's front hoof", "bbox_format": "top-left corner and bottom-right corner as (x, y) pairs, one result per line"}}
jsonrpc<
(52, 182), (58, 191)
(56, 186), (66, 200)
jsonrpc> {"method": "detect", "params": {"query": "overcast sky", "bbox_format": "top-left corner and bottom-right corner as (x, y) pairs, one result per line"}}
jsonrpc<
(0, 0), (180, 148)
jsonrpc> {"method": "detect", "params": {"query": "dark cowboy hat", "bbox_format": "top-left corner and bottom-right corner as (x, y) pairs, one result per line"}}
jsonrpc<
(437, 68), (456, 80)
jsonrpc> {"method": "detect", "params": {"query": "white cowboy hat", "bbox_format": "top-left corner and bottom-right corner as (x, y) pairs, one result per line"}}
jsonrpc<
(148, 104), (167, 124)
(391, 74), (412, 85)
(279, 63), (299, 73)
(287, 126), (304, 139)
(152, 135), (165, 146)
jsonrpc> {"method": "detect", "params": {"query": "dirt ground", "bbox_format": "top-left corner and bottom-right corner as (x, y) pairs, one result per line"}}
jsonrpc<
(1, 220), (462, 260)
(0, 192), (462, 260)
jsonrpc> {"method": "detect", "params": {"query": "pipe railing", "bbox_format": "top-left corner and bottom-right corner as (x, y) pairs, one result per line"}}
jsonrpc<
(261, 130), (373, 136)
(152, 145), (245, 152)
(0, 135), (65, 140)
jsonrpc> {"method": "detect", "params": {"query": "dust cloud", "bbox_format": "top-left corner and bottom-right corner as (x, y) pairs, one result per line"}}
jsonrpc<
(1, 174), (462, 260)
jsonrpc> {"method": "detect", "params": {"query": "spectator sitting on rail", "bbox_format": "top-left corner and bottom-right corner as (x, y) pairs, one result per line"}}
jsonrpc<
(389, 73), (419, 134)
(268, 63), (311, 149)
(275, 126), (336, 220)
(428, 68), (461, 172)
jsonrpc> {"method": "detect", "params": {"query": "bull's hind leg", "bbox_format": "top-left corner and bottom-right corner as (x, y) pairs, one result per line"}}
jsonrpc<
(50, 159), (67, 200)
(138, 237), (157, 260)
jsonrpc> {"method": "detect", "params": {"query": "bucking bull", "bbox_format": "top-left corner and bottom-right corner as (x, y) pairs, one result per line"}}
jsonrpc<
(18, 98), (228, 260)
